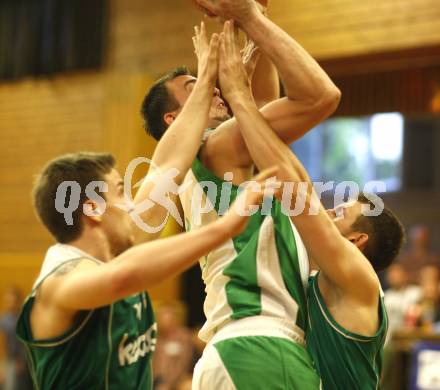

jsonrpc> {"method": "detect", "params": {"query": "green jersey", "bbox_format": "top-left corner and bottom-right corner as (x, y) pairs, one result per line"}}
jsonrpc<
(16, 244), (157, 390)
(179, 157), (310, 343)
(306, 273), (388, 390)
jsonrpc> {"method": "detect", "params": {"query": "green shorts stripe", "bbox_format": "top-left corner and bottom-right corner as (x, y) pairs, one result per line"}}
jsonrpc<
(214, 336), (320, 390)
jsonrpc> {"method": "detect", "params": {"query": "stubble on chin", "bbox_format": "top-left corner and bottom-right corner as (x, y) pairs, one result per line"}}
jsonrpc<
(214, 112), (232, 124)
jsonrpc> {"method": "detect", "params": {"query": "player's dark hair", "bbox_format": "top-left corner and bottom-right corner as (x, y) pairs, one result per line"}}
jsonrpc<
(33, 152), (115, 243)
(141, 66), (191, 141)
(352, 194), (405, 272)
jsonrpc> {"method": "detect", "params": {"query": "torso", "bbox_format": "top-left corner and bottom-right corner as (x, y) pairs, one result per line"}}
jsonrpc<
(306, 273), (388, 390)
(16, 244), (157, 390)
(179, 156), (310, 343)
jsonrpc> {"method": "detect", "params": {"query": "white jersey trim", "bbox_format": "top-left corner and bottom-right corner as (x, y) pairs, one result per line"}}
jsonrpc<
(208, 315), (305, 347)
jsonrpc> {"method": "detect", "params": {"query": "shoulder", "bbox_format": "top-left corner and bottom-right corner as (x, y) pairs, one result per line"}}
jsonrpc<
(37, 258), (99, 303)
(51, 257), (99, 276)
(201, 120), (253, 170)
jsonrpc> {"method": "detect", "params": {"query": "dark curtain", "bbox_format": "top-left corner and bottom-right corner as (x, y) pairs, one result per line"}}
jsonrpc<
(319, 45), (440, 117)
(182, 265), (206, 328)
(0, 0), (107, 80)
(329, 66), (440, 117)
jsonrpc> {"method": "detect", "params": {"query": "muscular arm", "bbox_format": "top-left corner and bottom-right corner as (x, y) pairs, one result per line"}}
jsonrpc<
(40, 220), (231, 310)
(251, 52), (279, 108)
(241, 11), (339, 109)
(38, 167), (277, 311)
(245, 3), (280, 108)
(197, 0), (340, 173)
(133, 27), (219, 243)
(219, 23), (378, 304)
(234, 96), (379, 303)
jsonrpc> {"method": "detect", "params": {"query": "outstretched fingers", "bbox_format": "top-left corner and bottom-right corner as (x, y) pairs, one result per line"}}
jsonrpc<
(208, 33), (220, 61)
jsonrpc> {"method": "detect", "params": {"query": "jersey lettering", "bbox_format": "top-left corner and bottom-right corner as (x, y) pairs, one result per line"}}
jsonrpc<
(118, 323), (157, 367)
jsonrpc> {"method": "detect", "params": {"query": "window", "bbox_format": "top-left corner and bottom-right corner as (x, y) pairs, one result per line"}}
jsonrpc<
(292, 113), (404, 191)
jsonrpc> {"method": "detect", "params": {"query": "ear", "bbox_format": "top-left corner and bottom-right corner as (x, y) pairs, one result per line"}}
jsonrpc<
(163, 112), (177, 126)
(82, 199), (103, 223)
(347, 232), (369, 251)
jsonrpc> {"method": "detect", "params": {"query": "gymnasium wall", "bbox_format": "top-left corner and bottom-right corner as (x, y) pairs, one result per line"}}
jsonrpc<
(1, 0), (440, 306)
(111, 0), (440, 76)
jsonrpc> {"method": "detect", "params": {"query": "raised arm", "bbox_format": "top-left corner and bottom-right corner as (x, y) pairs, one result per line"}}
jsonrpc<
(196, 0), (340, 174)
(198, 0), (339, 109)
(250, 51), (279, 109)
(38, 168), (279, 311)
(133, 24), (219, 243)
(243, 1), (280, 108)
(218, 22), (378, 305)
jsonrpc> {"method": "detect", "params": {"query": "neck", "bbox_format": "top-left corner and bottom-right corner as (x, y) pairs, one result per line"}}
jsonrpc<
(67, 228), (113, 262)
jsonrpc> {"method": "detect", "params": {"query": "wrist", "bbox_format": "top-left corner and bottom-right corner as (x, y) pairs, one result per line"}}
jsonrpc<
(239, 8), (264, 31)
(205, 219), (232, 242)
(194, 73), (216, 91)
(226, 91), (256, 112)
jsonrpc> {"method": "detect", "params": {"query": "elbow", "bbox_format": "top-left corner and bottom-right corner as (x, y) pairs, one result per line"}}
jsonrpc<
(328, 86), (342, 113)
(316, 86), (341, 119)
(107, 266), (133, 300)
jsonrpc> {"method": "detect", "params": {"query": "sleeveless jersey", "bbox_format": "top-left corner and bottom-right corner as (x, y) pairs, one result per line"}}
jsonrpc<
(179, 156), (310, 342)
(306, 273), (388, 390)
(16, 244), (157, 390)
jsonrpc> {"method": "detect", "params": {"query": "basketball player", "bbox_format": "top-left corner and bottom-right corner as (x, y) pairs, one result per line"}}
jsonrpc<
(15, 155), (275, 390)
(218, 20), (405, 389)
(141, 0), (340, 387)
(15, 29), (279, 389)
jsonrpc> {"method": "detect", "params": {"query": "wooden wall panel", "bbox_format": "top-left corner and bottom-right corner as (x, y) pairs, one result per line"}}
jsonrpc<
(0, 69), (179, 302)
(0, 73), (105, 254)
(108, 0), (440, 76)
(1, 0), (439, 305)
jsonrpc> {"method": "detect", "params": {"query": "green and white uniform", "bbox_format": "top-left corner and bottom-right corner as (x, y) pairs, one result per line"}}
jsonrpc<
(180, 157), (320, 389)
(306, 273), (388, 390)
(16, 244), (157, 390)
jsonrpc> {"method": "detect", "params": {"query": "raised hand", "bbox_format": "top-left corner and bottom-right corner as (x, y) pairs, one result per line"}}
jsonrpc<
(220, 166), (280, 236)
(218, 20), (253, 102)
(192, 21), (220, 83)
(241, 37), (260, 82)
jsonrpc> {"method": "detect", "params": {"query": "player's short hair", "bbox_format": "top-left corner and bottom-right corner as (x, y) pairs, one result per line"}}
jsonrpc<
(141, 66), (191, 141)
(352, 194), (405, 272)
(33, 152), (115, 243)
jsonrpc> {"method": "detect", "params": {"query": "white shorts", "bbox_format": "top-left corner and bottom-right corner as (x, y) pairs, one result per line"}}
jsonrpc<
(191, 316), (319, 390)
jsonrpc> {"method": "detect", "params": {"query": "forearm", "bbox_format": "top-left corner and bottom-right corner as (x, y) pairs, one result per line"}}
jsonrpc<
(291, 194), (379, 299)
(112, 220), (229, 296)
(251, 53), (279, 108)
(232, 95), (379, 299)
(241, 12), (339, 104)
(229, 94), (309, 183)
(231, 96), (288, 167)
(59, 220), (231, 310)
(133, 77), (214, 242)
